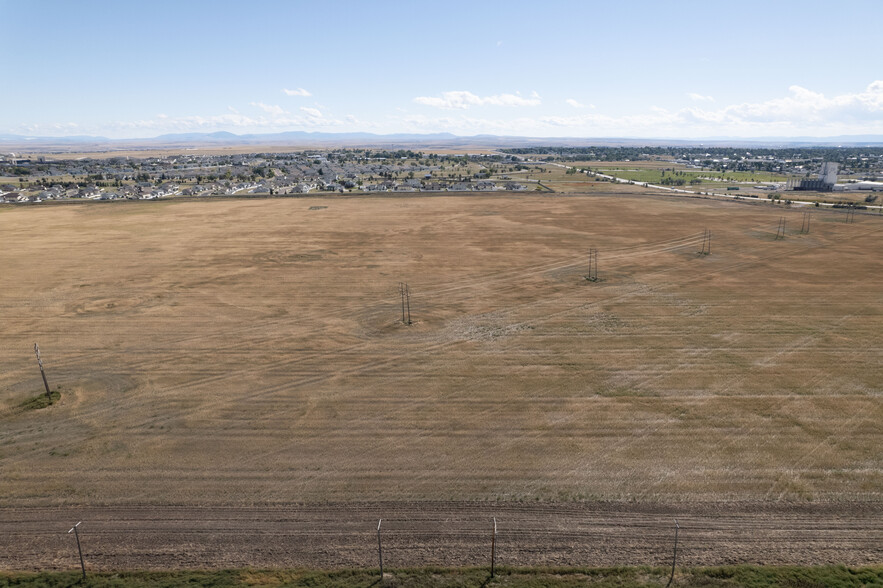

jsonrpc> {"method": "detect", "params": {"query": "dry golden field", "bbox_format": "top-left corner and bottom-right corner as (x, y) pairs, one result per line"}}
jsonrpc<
(0, 191), (880, 510)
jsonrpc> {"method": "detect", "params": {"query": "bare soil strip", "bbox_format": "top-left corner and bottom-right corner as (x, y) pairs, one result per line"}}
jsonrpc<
(1, 502), (880, 571)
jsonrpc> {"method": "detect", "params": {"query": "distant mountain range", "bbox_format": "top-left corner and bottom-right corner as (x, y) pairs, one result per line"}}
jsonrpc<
(2, 131), (883, 152)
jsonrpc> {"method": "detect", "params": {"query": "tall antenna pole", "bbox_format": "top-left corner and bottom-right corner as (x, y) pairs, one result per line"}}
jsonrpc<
(405, 284), (411, 325)
(34, 343), (51, 401)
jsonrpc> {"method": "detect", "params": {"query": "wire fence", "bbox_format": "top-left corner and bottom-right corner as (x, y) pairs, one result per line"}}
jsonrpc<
(1, 504), (879, 573)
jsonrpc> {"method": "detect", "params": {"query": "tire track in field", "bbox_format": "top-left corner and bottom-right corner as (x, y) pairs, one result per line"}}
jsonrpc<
(10, 224), (880, 453)
(111, 240), (744, 500)
(32, 233), (710, 430)
(763, 408), (875, 502)
(137, 226), (868, 480)
(3, 224), (864, 449)
(424, 223), (883, 486)
(33, 233), (706, 391)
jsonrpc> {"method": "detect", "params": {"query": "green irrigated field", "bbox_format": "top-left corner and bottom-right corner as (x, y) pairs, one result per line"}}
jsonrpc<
(591, 167), (785, 184)
(0, 192), (881, 507)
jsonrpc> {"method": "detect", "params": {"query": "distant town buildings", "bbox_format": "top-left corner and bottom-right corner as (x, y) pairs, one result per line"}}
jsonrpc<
(0, 149), (529, 203)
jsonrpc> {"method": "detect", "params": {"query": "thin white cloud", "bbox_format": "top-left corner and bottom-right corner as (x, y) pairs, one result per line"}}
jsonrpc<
(566, 98), (595, 109)
(414, 90), (541, 109)
(688, 93), (715, 102)
(100, 110), (349, 135)
(283, 87), (312, 97)
(250, 102), (287, 116)
(16, 80), (883, 139)
(392, 81), (883, 137)
(19, 122), (80, 133)
(721, 81), (883, 123)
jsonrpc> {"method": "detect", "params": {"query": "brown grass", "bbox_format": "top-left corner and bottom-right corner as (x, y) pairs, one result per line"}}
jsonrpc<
(0, 191), (880, 506)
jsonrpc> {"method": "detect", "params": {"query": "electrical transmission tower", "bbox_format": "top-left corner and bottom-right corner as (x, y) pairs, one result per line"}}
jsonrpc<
(699, 229), (712, 255)
(586, 248), (598, 282)
(846, 205), (856, 224)
(399, 282), (412, 325)
(775, 217), (786, 240)
(800, 211), (811, 234)
(34, 343), (51, 401)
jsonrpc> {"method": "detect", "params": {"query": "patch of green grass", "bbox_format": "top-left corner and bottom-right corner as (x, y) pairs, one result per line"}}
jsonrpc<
(594, 168), (786, 184)
(0, 566), (880, 588)
(17, 390), (60, 411)
(690, 565), (883, 588)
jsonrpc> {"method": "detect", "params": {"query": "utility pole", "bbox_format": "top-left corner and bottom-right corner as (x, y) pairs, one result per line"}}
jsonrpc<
(34, 343), (51, 401)
(665, 519), (679, 588)
(800, 211), (811, 234)
(377, 519), (384, 578)
(68, 522), (86, 581)
(490, 517), (497, 578)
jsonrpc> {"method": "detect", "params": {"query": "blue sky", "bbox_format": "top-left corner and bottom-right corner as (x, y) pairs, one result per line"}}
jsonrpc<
(4, 0), (883, 139)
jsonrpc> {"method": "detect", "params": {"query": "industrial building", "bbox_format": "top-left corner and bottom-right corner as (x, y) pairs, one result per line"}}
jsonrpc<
(787, 162), (838, 191)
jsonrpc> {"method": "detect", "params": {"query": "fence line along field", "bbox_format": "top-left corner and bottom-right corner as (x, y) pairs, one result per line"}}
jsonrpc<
(0, 192), (880, 512)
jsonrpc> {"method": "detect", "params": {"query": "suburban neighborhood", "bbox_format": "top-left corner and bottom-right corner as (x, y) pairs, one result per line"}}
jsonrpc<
(0, 149), (532, 204)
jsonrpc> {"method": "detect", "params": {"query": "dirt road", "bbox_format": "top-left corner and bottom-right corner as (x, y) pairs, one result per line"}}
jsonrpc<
(1, 501), (880, 571)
